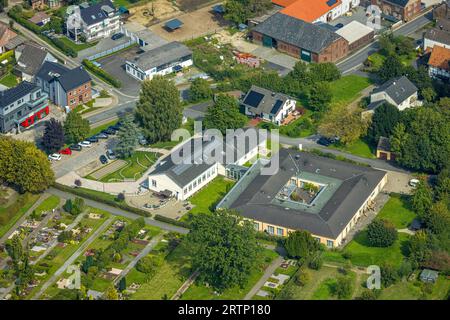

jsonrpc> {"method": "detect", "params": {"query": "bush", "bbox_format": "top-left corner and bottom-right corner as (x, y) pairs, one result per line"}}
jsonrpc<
(82, 59), (121, 88)
(63, 197), (85, 215)
(136, 255), (163, 275)
(153, 214), (189, 228)
(294, 268), (310, 287)
(380, 263), (399, 288)
(308, 251), (323, 270)
(333, 276), (353, 299)
(50, 37), (77, 58)
(367, 219), (398, 247)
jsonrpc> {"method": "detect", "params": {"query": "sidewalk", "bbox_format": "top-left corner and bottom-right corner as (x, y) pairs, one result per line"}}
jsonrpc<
(244, 256), (284, 300)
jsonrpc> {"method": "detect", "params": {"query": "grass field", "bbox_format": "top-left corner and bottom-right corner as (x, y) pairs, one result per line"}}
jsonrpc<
(182, 177), (234, 220)
(0, 193), (40, 238)
(331, 138), (376, 159)
(0, 73), (18, 88)
(181, 249), (278, 300)
(34, 195), (60, 216)
(258, 109), (316, 138)
(330, 75), (372, 107)
(376, 194), (417, 229)
(57, 37), (97, 52)
(98, 151), (159, 182)
(343, 232), (410, 268)
(378, 276), (450, 300)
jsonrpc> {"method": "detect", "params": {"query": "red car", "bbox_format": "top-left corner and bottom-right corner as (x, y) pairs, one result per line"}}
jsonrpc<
(59, 148), (72, 155)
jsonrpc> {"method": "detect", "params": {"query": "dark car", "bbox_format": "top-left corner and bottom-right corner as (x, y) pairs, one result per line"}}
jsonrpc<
(87, 136), (99, 143)
(100, 155), (108, 164)
(96, 133), (108, 139)
(110, 124), (121, 131)
(317, 137), (333, 147)
(111, 33), (124, 41)
(69, 144), (82, 151)
(104, 127), (117, 135)
(335, 23), (344, 29)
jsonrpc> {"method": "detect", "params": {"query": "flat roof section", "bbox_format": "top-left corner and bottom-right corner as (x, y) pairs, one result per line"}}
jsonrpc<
(335, 21), (374, 44)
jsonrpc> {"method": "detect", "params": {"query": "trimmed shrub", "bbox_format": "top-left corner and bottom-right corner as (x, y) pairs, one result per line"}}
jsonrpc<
(82, 59), (121, 88)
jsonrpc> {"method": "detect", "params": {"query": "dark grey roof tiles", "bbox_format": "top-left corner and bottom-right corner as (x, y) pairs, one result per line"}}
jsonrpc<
(372, 76), (418, 105)
(242, 85), (290, 116)
(15, 44), (49, 77)
(0, 81), (39, 109)
(131, 42), (192, 71)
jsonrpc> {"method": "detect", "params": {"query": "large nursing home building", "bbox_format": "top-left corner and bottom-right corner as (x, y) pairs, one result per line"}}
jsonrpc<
(218, 149), (387, 248)
(148, 132), (266, 201)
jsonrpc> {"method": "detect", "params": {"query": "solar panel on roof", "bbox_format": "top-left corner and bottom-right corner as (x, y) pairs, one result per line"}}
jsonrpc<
(243, 91), (264, 108)
(270, 100), (283, 115)
(326, 0), (337, 6)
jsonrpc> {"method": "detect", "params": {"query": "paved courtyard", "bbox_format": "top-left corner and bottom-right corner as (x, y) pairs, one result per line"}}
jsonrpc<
(126, 193), (190, 220)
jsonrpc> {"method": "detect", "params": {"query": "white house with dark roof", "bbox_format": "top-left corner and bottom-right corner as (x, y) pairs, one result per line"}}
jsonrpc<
(241, 85), (296, 125)
(148, 131), (267, 200)
(125, 42), (193, 81)
(423, 18), (450, 50)
(14, 43), (57, 82)
(367, 76), (420, 113)
(66, 1), (120, 43)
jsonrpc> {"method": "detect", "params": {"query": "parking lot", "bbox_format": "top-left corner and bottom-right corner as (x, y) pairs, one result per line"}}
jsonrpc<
(97, 46), (142, 97)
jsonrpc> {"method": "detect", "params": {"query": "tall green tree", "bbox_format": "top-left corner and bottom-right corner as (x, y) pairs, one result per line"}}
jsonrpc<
(64, 111), (90, 144)
(186, 210), (260, 290)
(42, 118), (65, 154)
(203, 94), (247, 134)
(377, 55), (404, 82)
(307, 81), (332, 113)
(411, 180), (434, 220)
(310, 63), (341, 82)
(135, 76), (182, 143)
(284, 230), (321, 263)
(367, 219), (398, 247)
(224, 0), (272, 24)
(188, 78), (213, 103)
(367, 103), (401, 145)
(114, 115), (141, 159)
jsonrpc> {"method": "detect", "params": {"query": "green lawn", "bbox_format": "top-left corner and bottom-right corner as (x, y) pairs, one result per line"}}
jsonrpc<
(312, 278), (338, 300)
(0, 73), (18, 88)
(343, 232), (410, 268)
(57, 37), (97, 52)
(181, 249), (278, 300)
(97, 151), (159, 182)
(0, 193), (40, 238)
(88, 119), (118, 137)
(376, 194), (417, 229)
(258, 109), (316, 138)
(131, 244), (192, 300)
(182, 177), (235, 220)
(330, 75), (372, 107)
(34, 195), (60, 216)
(331, 138), (376, 159)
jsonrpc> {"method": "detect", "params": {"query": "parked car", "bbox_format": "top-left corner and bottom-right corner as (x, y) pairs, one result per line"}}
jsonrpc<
(100, 155), (108, 164)
(111, 33), (124, 40)
(106, 149), (116, 160)
(104, 128), (117, 135)
(96, 133), (108, 139)
(87, 136), (99, 143)
(409, 179), (420, 188)
(69, 144), (82, 151)
(78, 141), (92, 148)
(59, 148), (72, 155)
(317, 137), (333, 147)
(48, 153), (61, 161)
(335, 23), (344, 29)
(92, 61), (102, 68)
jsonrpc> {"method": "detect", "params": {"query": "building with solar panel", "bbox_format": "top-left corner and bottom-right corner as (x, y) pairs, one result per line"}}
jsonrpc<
(147, 131), (267, 200)
(241, 85), (296, 125)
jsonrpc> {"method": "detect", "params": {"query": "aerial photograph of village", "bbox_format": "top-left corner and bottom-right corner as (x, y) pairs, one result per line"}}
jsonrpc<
(0, 0), (448, 306)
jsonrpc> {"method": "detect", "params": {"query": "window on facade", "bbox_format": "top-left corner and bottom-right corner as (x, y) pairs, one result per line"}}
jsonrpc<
(254, 222), (259, 231)
(326, 240), (334, 248)
(189, 184), (192, 191)
(314, 237), (321, 243)
(197, 178), (201, 185)
(184, 188), (187, 194)
(276, 228), (283, 236)
(267, 226), (274, 234)
(152, 180), (157, 187)
(193, 181), (197, 188)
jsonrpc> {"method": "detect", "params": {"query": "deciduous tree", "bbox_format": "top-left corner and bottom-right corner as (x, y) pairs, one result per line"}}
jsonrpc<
(114, 115), (141, 159)
(367, 219), (398, 247)
(203, 94), (247, 134)
(64, 111), (90, 144)
(188, 78), (213, 103)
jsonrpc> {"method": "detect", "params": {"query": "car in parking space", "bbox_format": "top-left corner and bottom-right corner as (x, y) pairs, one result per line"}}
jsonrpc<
(317, 136), (334, 147)
(87, 136), (99, 143)
(335, 23), (344, 29)
(70, 144), (82, 151)
(100, 155), (108, 164)
(111, 33), (124, 40)
(59, 148), (72, 155)
(104, 127), (117, 135)
(92, 61), (102, 68)
(106, 149), (116, 160)
(110, 124), (121, 131)
(96, 133), (108, 139)
(48, 153), (62, 161)
(79, 141), (92, 148)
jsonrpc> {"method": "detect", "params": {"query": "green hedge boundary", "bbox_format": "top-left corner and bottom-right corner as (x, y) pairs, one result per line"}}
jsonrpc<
(154, 214), (190, 229)
(82, 59), (121, 88)
(53, 183), (151, 217)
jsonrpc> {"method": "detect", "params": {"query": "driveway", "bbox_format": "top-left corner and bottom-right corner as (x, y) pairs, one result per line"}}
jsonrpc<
(97, 46), (143, 97)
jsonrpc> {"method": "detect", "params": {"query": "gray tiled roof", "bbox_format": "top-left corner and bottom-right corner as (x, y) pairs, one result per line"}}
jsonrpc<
(80, 0), (115, 26)
(242, 85), (290, 116)
(15, 44), (49, 77)
(425, 25), (450, 47)
(372, 76), (418, 105)
(0, 81), (39, 109)
(252, 13), (343, 53)
(130, 42), (192, 71)
(36, 62), (91, 92)
(220, 149), (386, 239)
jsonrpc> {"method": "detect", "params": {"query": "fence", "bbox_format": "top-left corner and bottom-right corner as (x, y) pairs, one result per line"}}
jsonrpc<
(86, 39), (135, 61)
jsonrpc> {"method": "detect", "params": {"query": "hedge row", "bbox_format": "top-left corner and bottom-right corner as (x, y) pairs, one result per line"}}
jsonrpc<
(8, 8), (77, 58)
(53, 183), (151, 218)
(308, 149), (370, 167)
(153, 214), (190, 229)
(255, 231), (284, 245)
(82, 59), (121, 88)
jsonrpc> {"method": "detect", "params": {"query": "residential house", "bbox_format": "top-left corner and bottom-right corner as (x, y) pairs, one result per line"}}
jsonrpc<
(0, 81), (49, 133)
(273, 0), (360, 23)
(371, 0), (421, 21)
(28, 12), (51, 27)
(366, 76), (419, 113)
(29, 0), (45, 10)
(14, 43), (58, 81)
(433, 0), (450, 20)
(217, 149), (387, 247)
(424, 18), (450, 49)
(125, 42), (193, 81)
(148, 131), (267, 201)
(241, 85), (296, 125)
(35, 61), (92, 109)
(46, 0), (63, 8)
(428, 45), (450, 81)
(0, 22), (18, 54)
(66, 1), (120, 42)
(251, 13), (349, 63)
(335, 21), (375, 51)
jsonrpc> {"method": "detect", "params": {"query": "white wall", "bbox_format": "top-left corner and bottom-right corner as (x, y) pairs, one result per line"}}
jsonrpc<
(424, 37), (450, 50)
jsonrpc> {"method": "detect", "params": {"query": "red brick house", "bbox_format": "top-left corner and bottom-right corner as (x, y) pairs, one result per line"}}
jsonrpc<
(371, 0), (421, 21)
